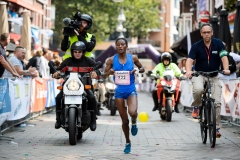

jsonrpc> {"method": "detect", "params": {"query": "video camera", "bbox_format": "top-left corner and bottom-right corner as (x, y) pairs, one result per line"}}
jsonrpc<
(62, 12), (82, 36)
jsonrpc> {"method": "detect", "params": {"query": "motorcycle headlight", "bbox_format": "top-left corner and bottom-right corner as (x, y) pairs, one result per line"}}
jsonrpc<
(161, 81), (166, 85)
(67, 80), (80, 91)
(171, 85), (176, 91)
(106, 82), (116, 90)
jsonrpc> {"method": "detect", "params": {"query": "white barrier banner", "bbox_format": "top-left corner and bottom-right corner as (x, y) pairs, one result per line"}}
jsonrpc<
(0, 79), (11, 126)
(7, 78), (31, 121)
(180, 80), (193, 107)
(220, 80), (240, 118)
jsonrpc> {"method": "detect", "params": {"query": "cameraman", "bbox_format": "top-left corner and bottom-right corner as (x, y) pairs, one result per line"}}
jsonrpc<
(61, 13), (96, 60)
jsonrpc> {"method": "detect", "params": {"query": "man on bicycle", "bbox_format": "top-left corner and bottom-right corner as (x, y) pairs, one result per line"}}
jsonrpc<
(185, 23), (230, 138)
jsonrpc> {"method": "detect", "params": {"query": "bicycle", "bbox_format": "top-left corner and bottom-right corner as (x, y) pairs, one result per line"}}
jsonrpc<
(192, 70), (222, 148)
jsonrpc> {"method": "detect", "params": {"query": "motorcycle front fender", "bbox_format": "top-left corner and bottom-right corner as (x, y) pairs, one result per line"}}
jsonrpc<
(65, 105), (82, 127)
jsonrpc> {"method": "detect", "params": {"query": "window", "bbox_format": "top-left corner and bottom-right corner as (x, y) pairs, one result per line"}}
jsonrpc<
(173, 34), (178, 42)
(174, 0), (179, 8)
(174, 16), (178, 26)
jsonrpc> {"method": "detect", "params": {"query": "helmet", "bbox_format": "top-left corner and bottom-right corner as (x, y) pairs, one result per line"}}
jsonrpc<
(80, 14), (92, 30)
(71, 41), (86, 57)
(161, 52), (172, 66)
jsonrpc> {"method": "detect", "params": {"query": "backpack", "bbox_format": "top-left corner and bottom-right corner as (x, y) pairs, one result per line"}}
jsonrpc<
(220, 53), (236, 74)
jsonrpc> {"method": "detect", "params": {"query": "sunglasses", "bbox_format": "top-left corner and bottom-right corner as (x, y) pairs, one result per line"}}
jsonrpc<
(73, 50), (82, 53)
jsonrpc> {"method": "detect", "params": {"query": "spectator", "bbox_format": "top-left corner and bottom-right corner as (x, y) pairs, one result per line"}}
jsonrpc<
(40, 48), (53, 77)
(26, 50), (43, 77)
(3, 46), (37, 78)
(177, 57), (187, 73)
(218, 42), (240, 79)
(7, 5), (18, 18)
(49, 53), (62, 75)
(0, 33), (20, 78)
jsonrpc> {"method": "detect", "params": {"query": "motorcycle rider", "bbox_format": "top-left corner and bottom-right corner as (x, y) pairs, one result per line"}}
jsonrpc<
(151, 52), (183, 113)
(53, 41), (101, 131)
(61, 13), (96, 60)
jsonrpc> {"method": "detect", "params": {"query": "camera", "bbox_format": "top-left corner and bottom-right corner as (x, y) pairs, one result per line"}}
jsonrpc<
(62, 12), (82, 36)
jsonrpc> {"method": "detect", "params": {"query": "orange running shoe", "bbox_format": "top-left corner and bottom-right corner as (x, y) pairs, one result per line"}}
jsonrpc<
(192, 106), (199, 119)
(216, 129), (221, 138)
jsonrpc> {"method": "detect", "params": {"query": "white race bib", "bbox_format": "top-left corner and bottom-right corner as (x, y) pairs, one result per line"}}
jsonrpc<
(114, 71), (130, 85)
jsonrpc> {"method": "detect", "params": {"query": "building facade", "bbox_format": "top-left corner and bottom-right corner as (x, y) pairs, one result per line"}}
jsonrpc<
(3, 0), (53, 49)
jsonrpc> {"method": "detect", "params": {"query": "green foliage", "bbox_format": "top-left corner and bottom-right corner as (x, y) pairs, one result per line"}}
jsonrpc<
(225, 0), (238, 12)
(52, 0), (160, 43)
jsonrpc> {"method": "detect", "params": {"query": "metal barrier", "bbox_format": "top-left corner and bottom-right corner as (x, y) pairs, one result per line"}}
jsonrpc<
(0, 107), (54, 136)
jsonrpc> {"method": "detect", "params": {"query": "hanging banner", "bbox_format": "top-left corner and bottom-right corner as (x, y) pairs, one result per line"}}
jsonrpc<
(220, 80), (240, 118)
(7, 78), (31, 121)
(45, 79), (56, 108)
(30, 78), (47, 112)
(0, 79), (11, 126)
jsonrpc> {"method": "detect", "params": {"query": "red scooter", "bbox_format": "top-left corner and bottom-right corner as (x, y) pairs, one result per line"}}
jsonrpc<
(152, 69), (183, 122)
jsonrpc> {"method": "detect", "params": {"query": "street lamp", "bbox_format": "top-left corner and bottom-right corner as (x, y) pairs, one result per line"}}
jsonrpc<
(116, 9), (126, 38)
(112, 0), (126, 38)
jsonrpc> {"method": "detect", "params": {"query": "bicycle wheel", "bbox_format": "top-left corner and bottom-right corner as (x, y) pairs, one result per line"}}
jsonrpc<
(199, 106), (207, 144)
(208, 101), (216, 148)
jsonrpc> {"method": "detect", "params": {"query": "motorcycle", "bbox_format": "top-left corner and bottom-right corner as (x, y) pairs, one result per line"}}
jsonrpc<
(55, 62), (102, 145)
(104, 75), (117, 116)
(150, 69), (183, 122)
(92, 78), (105, 116)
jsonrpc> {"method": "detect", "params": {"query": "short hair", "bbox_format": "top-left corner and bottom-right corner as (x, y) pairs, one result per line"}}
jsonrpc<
(115, 37), (128, 46)
(0, 33), (9, 41)
(42, 48), (49, 56)
(36, 50), (43, 57)
(15, 46), (25, 52)
(200, 23), (212, 32)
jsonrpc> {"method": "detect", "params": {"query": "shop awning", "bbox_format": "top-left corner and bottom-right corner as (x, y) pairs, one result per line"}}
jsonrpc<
(171, 29), (202, 57)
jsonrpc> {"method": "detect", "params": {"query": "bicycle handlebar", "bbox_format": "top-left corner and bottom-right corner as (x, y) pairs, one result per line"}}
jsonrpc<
(192, 70), (224, 77)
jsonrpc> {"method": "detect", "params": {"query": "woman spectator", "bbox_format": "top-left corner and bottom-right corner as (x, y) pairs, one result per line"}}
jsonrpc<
(26, 50), (42, 77)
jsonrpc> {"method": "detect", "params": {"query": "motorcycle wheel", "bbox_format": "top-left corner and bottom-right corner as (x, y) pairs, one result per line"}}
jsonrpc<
(68, 108), (77, 145)
(110, 99), (116, 116)
(166, 99), (172, 122)
(159, 104), (166, 120)
(77, 128), (83, 140)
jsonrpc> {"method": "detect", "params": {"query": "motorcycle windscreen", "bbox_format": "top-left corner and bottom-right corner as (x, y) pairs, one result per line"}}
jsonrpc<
(163, 69), (174, 81)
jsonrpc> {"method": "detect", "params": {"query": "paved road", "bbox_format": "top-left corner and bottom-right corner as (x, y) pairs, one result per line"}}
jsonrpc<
(0, 92), (240, 160)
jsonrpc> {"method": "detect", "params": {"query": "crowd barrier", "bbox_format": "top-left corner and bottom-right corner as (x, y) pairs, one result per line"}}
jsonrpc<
(0, 78), (60, 133)
(136, 78), (240, 127)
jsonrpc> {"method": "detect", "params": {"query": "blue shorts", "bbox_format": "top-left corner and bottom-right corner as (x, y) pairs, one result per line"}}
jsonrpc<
(115, 90), (138, 99)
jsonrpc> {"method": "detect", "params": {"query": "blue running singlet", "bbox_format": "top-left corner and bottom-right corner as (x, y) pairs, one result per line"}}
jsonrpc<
(112, 54), (136, 93)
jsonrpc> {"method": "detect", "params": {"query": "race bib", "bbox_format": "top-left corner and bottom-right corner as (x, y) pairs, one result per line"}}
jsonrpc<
(114, 71), (130, 85)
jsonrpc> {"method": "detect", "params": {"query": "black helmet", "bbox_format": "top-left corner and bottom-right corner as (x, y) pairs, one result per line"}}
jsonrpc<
(71, 41), (86, 56)
(161, 52), (172, 66)
(80, 14), (92, 30)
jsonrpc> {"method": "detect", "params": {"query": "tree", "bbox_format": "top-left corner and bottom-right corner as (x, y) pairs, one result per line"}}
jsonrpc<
(52, 0), (160, 44)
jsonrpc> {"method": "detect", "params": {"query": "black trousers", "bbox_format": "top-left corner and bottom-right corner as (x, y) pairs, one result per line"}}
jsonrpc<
(55, 90), (97, 114)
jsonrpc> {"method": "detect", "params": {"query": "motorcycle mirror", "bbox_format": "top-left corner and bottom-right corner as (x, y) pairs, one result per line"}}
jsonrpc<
(148, 70), (152, 74)
(94, 61), (102, 70)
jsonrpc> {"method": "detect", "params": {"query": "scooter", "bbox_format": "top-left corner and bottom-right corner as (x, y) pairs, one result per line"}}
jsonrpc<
(104, 75), (117, 116)
(55, 62), (102, 145)
(150, 69), (184, 122)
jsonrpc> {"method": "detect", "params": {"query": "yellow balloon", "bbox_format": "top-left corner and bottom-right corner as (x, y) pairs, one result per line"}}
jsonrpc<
(138, 112), (149, 122)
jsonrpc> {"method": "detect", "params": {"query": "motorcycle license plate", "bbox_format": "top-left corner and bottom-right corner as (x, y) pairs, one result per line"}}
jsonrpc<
(65, 96), (82, 104)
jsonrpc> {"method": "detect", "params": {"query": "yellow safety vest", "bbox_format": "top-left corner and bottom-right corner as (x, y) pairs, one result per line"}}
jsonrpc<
(63, 33), (93, 60)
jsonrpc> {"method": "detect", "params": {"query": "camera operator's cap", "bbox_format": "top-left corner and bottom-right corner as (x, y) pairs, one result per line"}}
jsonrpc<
(80, 14), (92, 30)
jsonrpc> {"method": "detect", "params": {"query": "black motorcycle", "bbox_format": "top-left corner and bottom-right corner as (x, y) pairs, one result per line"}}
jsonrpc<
(55, 62), (101, 145)
(104, 75), (117, 116)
